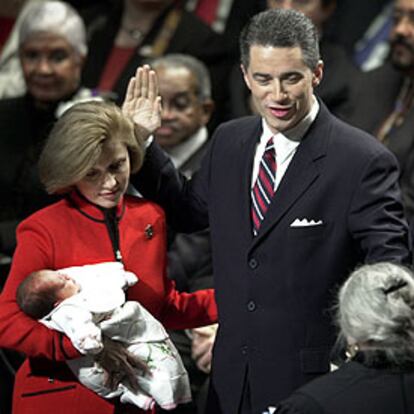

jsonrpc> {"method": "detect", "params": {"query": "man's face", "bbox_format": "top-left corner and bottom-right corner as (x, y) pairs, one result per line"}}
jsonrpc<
(242, 45), (322, 134)
(20, 32), (83, 106)
(390, 0), (414, 75)
(155, 65), (212, 149)
(267, 0), (333, 31)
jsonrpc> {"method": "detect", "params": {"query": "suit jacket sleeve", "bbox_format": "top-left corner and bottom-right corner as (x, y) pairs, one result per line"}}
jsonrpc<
(348, 148), (412, 264)
(131, 140), (211, 233)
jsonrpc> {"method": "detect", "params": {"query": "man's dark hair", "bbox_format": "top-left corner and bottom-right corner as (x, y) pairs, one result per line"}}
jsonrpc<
(16, 271), (57, 319)
(240, 8), (320, 70)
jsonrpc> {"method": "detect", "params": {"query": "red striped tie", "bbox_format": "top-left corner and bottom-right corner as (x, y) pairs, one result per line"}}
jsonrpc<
(251, 137), (276, 235)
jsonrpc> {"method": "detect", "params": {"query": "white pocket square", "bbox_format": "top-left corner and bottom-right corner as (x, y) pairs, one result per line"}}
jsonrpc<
(290, 218), (323, 227)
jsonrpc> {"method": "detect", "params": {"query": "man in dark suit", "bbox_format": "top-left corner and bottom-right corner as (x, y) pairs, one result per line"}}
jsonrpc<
(347, 0), (414, 228)
(129, 9), (411, 414)
(151, 53), (216, 414)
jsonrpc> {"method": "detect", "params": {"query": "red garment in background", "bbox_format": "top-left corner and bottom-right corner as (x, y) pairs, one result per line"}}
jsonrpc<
(194, 0), (220, 25)
(0, 17), (15, 52)
(98, 46), (135, 93)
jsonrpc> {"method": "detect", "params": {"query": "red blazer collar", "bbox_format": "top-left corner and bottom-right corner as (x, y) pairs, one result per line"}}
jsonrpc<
(66, 190), (125, 222)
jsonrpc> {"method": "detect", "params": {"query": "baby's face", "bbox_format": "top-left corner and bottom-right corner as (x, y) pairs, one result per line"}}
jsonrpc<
(40, 270), (80, 303)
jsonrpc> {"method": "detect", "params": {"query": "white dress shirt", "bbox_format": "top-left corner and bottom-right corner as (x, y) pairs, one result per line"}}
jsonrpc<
(251, 97), (320, 191)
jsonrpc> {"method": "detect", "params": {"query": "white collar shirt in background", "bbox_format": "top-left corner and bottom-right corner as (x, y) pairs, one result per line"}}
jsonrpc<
(164, 126), (208, 170)
(251, 97), (320, 190)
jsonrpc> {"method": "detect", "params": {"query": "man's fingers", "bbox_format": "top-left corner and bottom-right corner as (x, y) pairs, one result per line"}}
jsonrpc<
(134, 66), (144, 100)
(122, 77), (136, 112)
(148, 69), (158, 101)
(140, 65), (150, 99)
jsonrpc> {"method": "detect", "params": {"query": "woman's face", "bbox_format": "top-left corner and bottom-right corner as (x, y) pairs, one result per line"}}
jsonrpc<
(76, 141), (130, 209)
(19, 32), (83, 106)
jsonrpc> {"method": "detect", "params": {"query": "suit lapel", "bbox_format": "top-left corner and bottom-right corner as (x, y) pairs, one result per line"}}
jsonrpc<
(236, 117), (263, 244)
(251, 104), (331, 247)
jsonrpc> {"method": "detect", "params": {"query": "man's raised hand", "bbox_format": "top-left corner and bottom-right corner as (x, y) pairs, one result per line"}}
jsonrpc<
(122, 65), (162, 140)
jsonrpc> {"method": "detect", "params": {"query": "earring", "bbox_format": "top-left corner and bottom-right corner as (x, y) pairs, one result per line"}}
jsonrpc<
(345, 343), (359, 361)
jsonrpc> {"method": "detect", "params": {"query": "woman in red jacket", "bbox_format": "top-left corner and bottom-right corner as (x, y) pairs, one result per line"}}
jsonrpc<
(0, 72), (217, 413)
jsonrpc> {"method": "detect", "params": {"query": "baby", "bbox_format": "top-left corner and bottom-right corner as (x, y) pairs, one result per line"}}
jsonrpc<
(16, 262), (191, 411)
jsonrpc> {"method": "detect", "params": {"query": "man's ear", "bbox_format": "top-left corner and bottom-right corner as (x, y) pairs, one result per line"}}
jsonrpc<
(241, 64), (252, 91)
(200, 99), (215, 126)
(312, 60), (324, 88)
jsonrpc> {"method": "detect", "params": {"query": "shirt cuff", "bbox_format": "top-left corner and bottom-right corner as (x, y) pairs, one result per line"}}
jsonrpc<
(145, 135), (154, 148)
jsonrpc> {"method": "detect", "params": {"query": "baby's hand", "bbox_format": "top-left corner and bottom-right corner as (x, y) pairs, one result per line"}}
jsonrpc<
(123, 271), (138, 288)
(75, 325), (103, 355)
(81, 336), (104, 355)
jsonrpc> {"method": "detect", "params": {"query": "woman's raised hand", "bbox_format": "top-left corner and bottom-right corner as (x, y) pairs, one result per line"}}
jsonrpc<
(122, 65), (162, 139)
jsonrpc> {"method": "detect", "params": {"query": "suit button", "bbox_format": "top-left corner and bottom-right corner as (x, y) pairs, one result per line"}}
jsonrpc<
(241, 345), (248, 355)
(247, 301), (256, 311)
(248, 258), (258, 269)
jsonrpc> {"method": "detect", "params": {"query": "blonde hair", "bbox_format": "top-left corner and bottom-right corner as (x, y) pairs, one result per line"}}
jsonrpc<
(39, 101), (144, 194)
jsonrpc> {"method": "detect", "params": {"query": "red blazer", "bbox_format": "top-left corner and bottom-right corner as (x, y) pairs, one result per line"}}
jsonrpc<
(0, 191), (217, 414)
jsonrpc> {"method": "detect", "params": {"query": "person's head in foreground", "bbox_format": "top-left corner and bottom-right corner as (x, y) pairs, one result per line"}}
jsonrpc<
(337, 262), (414, 368)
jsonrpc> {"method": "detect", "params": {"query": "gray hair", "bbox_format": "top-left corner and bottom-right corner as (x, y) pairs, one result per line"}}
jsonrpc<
(239, 8), (320, 70)
(338, 262), (414, 366)
(150, 53), (212, 100)
(18, 1), (87, 56)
